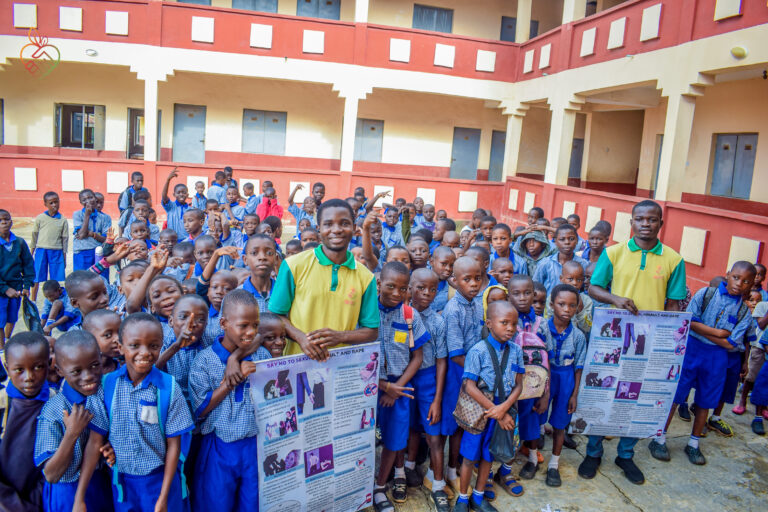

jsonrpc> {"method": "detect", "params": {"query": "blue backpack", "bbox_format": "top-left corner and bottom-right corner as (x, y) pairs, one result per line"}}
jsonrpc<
(102, 370), (191, 502)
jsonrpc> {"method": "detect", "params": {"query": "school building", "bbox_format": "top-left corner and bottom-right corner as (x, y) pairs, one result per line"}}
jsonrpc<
(0, 0), (766, 287)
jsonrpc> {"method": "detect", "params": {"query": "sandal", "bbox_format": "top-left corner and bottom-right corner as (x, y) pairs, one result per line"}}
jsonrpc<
(732, 404), (746, 415)
(373, 488), (394, 512)
(483, 475), (496, 502)
(493, 471), (524, 497)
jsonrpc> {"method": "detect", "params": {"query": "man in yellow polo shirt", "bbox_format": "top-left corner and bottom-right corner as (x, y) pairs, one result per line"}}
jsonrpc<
(579, 200), (686, 486)
(270, 198), (379, 360)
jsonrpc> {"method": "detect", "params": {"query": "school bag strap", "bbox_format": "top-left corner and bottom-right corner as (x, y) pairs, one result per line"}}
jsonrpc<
(402, 303), (415, 349)
(701, 286), (749, 325)
(482, 338), (511, 410)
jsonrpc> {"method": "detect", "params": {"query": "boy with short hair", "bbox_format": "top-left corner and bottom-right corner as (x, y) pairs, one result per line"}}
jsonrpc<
(161, 168), (190, 239)
(753, 263), (767, 301)
(73, 190), (111, 271)
(566, 214), (588, 252)
(223, 186), (247, 230)
(479, 216), (497, 243)
(242, 182), (258, 214)
(192, 181), (207, 211)
(0, 209), (34, 348)
(650, 262), (756, 465)
(532, 224), (588, 296)
(41, 280), (81, 335)
(181, 209), (206, 244)
(431, 246), (456, 313)
(207, 171), (229, 205)
(544, 261), (593, 337)
(381, 207), (405, 249)
(489, 223), (527, 277)
(418, 204), (437, 233)
(582, 225), (608, 264)
(240, 235), (278, 312)
(118, 171), (146, 212)
(287, 184), (317, 228)
(31, 191), (69, 301)
(532, 282), (547, 317)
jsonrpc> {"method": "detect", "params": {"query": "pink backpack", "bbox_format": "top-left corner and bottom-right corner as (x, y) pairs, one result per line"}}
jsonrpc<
(514, 316), (550, 400)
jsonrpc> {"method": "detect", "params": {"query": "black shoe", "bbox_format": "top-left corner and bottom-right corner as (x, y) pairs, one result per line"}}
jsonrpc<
(563, 433), (578, 449)
(519, 461), (539, 480)
(470, 498), (498, 512)
(405, 466), (422, 488)
(678, 403), (691, 422)
(431, 490), (450, 512)
(753, 419), (766, 436)
(391, 477), (407, 503)
(684, 445), (706, 465)
(545, 468), (561, 487)
(648, 439), (671, 462)
(578, 455), (601, 479)
(452, 500), (469, 512)
(614, 457), (644, 485)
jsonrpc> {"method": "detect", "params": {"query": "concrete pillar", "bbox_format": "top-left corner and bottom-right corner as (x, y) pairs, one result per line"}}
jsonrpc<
(544, 101), (579, 185)
(354, 0), (369, 23)
(339, 95), (361, 172)
(562, 0), (588, 24)
(516, 0), (532, 43)
(501, 113), (525, 181)
(143, 78), (158, 162)
(580, 111), (593, 182)
(654, 93), (696, 202)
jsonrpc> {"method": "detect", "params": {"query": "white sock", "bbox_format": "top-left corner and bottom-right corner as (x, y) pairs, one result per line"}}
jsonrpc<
(548, 455), (560, 469)
(657, 432), (667, 445)
(432, 479), (446, 492)
(688, 435), (699, 449)
(374, 487), (388, 504)
(404, 460), (416, 470)
(447, 466), (458, 481)
(394, 466), (405, 479)
(710, 415), (721, 422)
(529, 449), (538, 464)
(540, 425), (546, 435)
(426, 468), (435, 482)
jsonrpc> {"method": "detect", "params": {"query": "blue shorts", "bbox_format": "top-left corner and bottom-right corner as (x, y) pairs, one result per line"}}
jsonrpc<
(43, 469), (112, 512)
(751, 361), (768, 407)
(379, 376), (411, 451)
(441, 359), (462, 436)
(113, 466), (189, 512)
(459, 396), (500, 463)
(73, 249), (96, 271)
(517, 398), (541, 442)
(411, 367), (441, 436)
(674, 338), (727, 409)
(0, 296), (21, 326)
(193, 434), (258, 512)
(546, 364), (576, 430)
(34, 248), (65, 282)
(719, 351), (743, 405)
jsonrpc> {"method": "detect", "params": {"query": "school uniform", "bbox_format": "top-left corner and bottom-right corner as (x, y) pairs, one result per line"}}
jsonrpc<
(31, 211), (68, 282)
(443, 292), (484, 436)
(543, 292), (593, 338)
(34, 383), (112, 512)
(746, 302), (768, 383)
(0, 381), (50, 511)
(460, 335), (525, 462)
(188, 339), (271, 512)
(201, 303), (224, 348)
(377, 301), (430, 451)
(206, 184), (227, 205)
(750, 356), (768, 406)
(161, 322), (202, 400)
(720, 327), (754, 405)
(223, 203), (247, 225)
(288, 204), (316, 228)
(244, 195), (260, 215)
(513, 231), (556, 278)
(0, 232), (34, 326)
(381, 222), (404, 249)
(240, 277), (274, 313)
(192, 193), (207, 211)
(123, 217), (160, 246)
(41, 288), (81, 332)
(119, 186), (148, 211)
(515, 310), (548, 442)
(411, 306), (447, 436)
(162, 199), (190, 239)
(489, 249), (529, 276)
(89, 366), (194, 512)
(532, 253), (588, 296)
(542, 319), (586, 430)
(432, 279), (451, 313)
(73, 209), (111, 271)
(675, 283), (754, 409)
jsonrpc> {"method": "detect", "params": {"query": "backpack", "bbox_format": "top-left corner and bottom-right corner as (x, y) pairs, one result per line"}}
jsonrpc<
(102, 370), (190, 502)
(117, 187), (135, 213)
(514, 316), (549, 400)
(701, 287), (749, 326)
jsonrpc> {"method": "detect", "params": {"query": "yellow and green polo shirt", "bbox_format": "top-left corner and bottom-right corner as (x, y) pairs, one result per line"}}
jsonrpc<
(591, 238), (686, 311)
(269, 245), (379, 355)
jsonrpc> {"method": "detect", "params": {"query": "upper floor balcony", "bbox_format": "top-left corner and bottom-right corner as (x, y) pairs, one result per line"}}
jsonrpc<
(3, 0), (766, 84)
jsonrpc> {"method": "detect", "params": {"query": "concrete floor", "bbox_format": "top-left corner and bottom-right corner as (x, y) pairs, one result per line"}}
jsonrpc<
(8, 218), (768, 511)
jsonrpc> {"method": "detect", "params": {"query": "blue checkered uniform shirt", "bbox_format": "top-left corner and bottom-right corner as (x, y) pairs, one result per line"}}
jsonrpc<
(239, 278), (274, 313)
(444, 293), (484, 358)
(288, 204), (316, 228)
(73, 210), (111, 253)
(162, 199), (190, 239)
(417, 306), (447, 370)
(161, 322), (203, 398)
(543, 318), (586, 369)
(687, 282), (756, 348)
(489, 250), (529, 276)
(381, 223), (404, 249)
(463, 335), (525, 398)
(532, 253), (588, 295)
(378, 302), (430, 378)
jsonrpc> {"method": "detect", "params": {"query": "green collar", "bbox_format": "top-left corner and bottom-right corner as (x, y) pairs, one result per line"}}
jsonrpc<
(628, 237), (663, 255)
(314, 245), (356, 269)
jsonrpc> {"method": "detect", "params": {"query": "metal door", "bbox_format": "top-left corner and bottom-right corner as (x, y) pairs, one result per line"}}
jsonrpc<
(652, 134), (663, 197)
(298, 0), (340, 19)
(172, 104), (206, 163)
(354, 119), (384, 162)
(568, 138), (584, 179)
(489, 130), (506, 182)
(530, 20), (539, 38)
(263, 111), (287, 155)
(500, 16), (516, 42)
(233, 0), (278, 12)
(710, 134), (739, 197)
(732, 134), (757, 199)
(450, 127), (481, 180)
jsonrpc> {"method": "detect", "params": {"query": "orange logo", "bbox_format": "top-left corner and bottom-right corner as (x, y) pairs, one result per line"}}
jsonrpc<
(20, 29), (60, 78)
(344, 287), (358, 305)
(653, 265), (664, 279)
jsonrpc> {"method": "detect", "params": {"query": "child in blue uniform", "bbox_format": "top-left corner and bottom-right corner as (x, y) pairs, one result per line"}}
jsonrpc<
(34, 330), (113, 512)
(0, 209), (35, 348)
(374, 262), (427, 512)
(41, 280), (81, 335)
(430, 246), (456, 313)
(30, 191), (68, 302)
(188, 290), (271, 512)
(72, 189), (111, 271)
(650, 261), (755, 465)
(454, 301), (524, 512)
(532, 224), (588, 296)
(443, 257), (485, 496)
(77, 313), (194, 512)
(240, 235), (278, 312)
(540, 284), (585, 487)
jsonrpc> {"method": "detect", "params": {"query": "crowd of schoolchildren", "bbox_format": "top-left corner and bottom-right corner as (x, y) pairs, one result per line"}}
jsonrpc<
(0, 165), (766, 512)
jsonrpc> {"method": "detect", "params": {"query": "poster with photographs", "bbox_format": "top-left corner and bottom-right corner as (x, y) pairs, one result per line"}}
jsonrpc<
(250, 343), (380, 512)
(570, 308), (692, 438)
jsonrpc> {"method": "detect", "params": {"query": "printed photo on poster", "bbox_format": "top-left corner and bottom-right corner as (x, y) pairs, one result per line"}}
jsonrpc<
(304, 444), (334, 478)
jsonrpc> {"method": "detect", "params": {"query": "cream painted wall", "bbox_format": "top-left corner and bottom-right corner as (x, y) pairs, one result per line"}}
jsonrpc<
(0, 61), (142, 152)
(585, 110), (643, 183)
(637, 100), (666, 191)
(158, 73), (344, 159)
(358, 89), (506, 168)
(518, 106), (550, 175)
(685, 78), (768, 202)
(532, 0), (564, 35)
